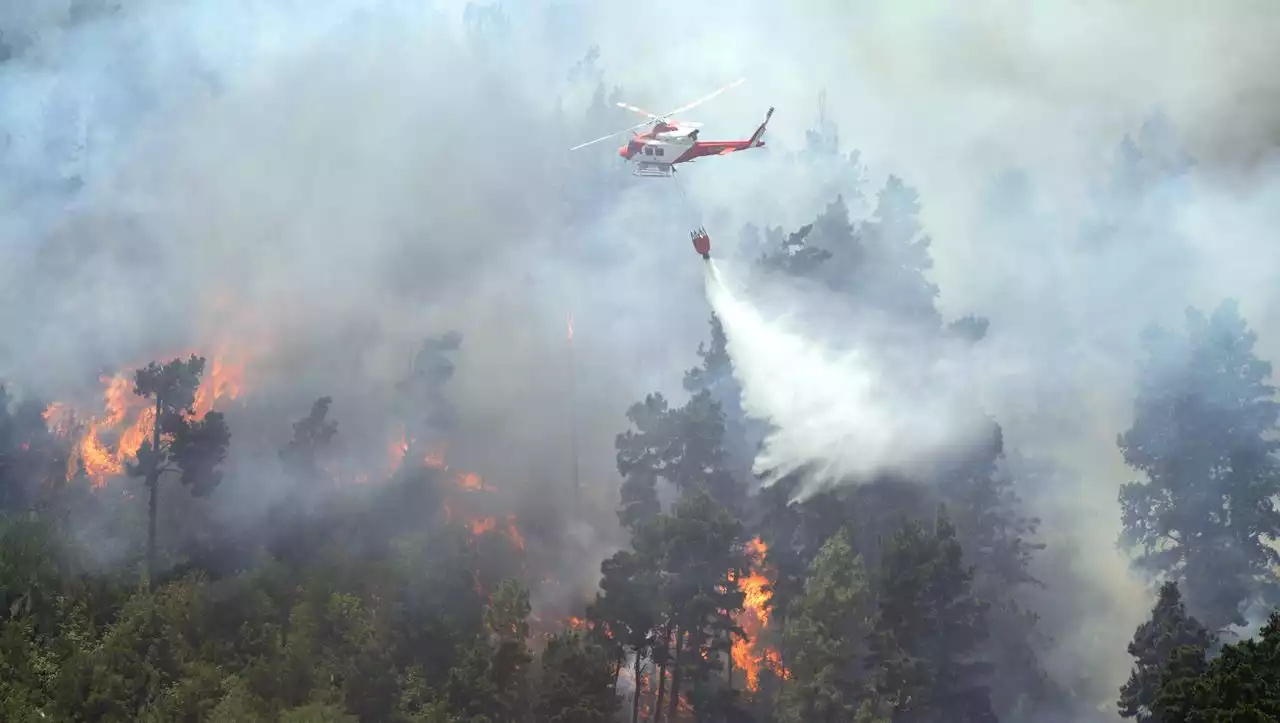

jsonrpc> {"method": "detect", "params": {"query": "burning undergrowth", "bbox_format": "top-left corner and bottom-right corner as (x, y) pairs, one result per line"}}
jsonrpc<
(14, 302), (797, 709)
(23, 325), (605, 640)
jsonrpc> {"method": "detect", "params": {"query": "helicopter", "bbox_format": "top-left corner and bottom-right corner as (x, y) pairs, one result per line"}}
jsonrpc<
(569, 78), (774, 178)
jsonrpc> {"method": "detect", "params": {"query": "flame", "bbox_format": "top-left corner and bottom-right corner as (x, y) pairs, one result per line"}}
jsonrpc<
(467, 514), (525, 552)
(43, 403), (74, 438)
(192, 355), (244, 418)
(52, 350), (247, 488)
(118, 406), (156, 461)
(469, 516), (498, 535)
(505, 517), (525, 551)
(76, 420), (121, 486)
(101, 375), (132, 426)
(731, 536), (788, 691)
(457, 471), (483, 490)
(389, 426), (409, 472)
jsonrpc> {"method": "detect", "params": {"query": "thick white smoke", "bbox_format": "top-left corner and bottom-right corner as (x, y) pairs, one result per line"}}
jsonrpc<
(704, 259), (991, 499)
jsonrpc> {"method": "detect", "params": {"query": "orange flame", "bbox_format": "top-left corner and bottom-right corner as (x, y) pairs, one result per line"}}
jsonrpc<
(42, 403), (74, 438)
(388, 426), (409, 472)
(467, 514), (525, 552)
(505, 517), (526, 552)
(469, 516), (498, 535)
(53, 351), (247, 488)
(457, 471), (483, 490)
(731, 536), (788, 691)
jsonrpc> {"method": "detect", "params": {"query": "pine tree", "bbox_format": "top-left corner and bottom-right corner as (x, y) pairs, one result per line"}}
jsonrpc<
(0, 388), (65, 513)
(1154, 609), (1280, 721)
(270, 397), (340, 567)
(1118, 300), (1280, 630)
(614, 393), (673, 532)
(856, 176), (942, 329)
(587, 545), (660, 723)
(776, 528), (875, 723)
(940, 420), (1054, 718)
(682, 314), (761, 481)
(1117, 581), (1213, 722)
(127, 355), (231, 589)
(533, 630), (620, 723)
(278, 396), (338, 488)
(668, 390), (743, 514)
(657, 489), (745, 723)
(869, 509), (996, 723)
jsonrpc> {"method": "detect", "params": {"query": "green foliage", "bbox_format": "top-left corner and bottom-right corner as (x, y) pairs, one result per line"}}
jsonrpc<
(126, 355), (232, 588)
(1154, 611), (1280, 721)
(614, 393), (671, 531)
(9, 108), (1277, 723)
(775, 528), (874, 723)
(279, 396), (339, 486)
(0, 387), (67, 513)
(1118, 299), (1280, 630)
(533, 630), (620, 723)
(1117, 581), (1214, 722)
(869, 509), (996, 723)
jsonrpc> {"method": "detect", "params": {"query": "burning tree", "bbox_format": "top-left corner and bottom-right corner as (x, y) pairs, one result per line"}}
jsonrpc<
(125, 354), (230, 589)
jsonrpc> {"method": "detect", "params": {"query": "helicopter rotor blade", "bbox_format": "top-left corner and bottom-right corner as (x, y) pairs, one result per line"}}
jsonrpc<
(568, 117), (654, 151)
(659, 77), (745, 120)
(569, 78), (743, 151)
(616, 101), (659, 119)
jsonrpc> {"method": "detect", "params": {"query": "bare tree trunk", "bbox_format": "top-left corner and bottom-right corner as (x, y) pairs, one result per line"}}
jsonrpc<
(726, 569), (736, 687)
(145, 395), (162, 590)
(631, 653), (644, 723)
(667, 626), (685, 723)
(653, 662), (667, 723)
(653, 625), (670, 723)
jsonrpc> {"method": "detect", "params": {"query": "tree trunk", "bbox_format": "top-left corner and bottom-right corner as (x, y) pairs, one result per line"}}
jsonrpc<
(653, 661), (667, 723)
(668, 626), (685, 723)
(726, 569), (736, 687)
(145, 395), (162, 590)
(653, 625), (670, 723)
(631, 653), (644, 723)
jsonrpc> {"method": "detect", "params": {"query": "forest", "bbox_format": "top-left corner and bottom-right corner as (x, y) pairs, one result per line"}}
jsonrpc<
(4, 146), (1280, 722)
(4, 3), (1280, 723)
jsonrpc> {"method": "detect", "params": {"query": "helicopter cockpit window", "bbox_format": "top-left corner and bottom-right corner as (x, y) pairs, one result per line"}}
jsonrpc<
(644, 147), (654, 156)
(655, 148), (665, 156)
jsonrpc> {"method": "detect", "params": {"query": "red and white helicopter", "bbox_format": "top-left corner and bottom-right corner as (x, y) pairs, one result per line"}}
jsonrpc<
(570, 78), (774, 178)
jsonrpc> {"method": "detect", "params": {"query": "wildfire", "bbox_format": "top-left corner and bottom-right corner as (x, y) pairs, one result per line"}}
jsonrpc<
(731, 536), (789, 691)
(467, 514), (525, 552)
(388, 427), (410, 472)
(48, 350), (247, 488)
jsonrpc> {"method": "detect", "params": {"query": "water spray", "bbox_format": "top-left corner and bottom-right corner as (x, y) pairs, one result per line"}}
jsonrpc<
(693, 228), (986, 500)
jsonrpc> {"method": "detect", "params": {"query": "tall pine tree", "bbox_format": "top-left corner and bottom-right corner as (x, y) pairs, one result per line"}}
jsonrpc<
(776, 527), (877, 723)
(869, 509), (996, 723)
(1118, 299), (1280, 630)
(1117, 581), (1214, 722)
